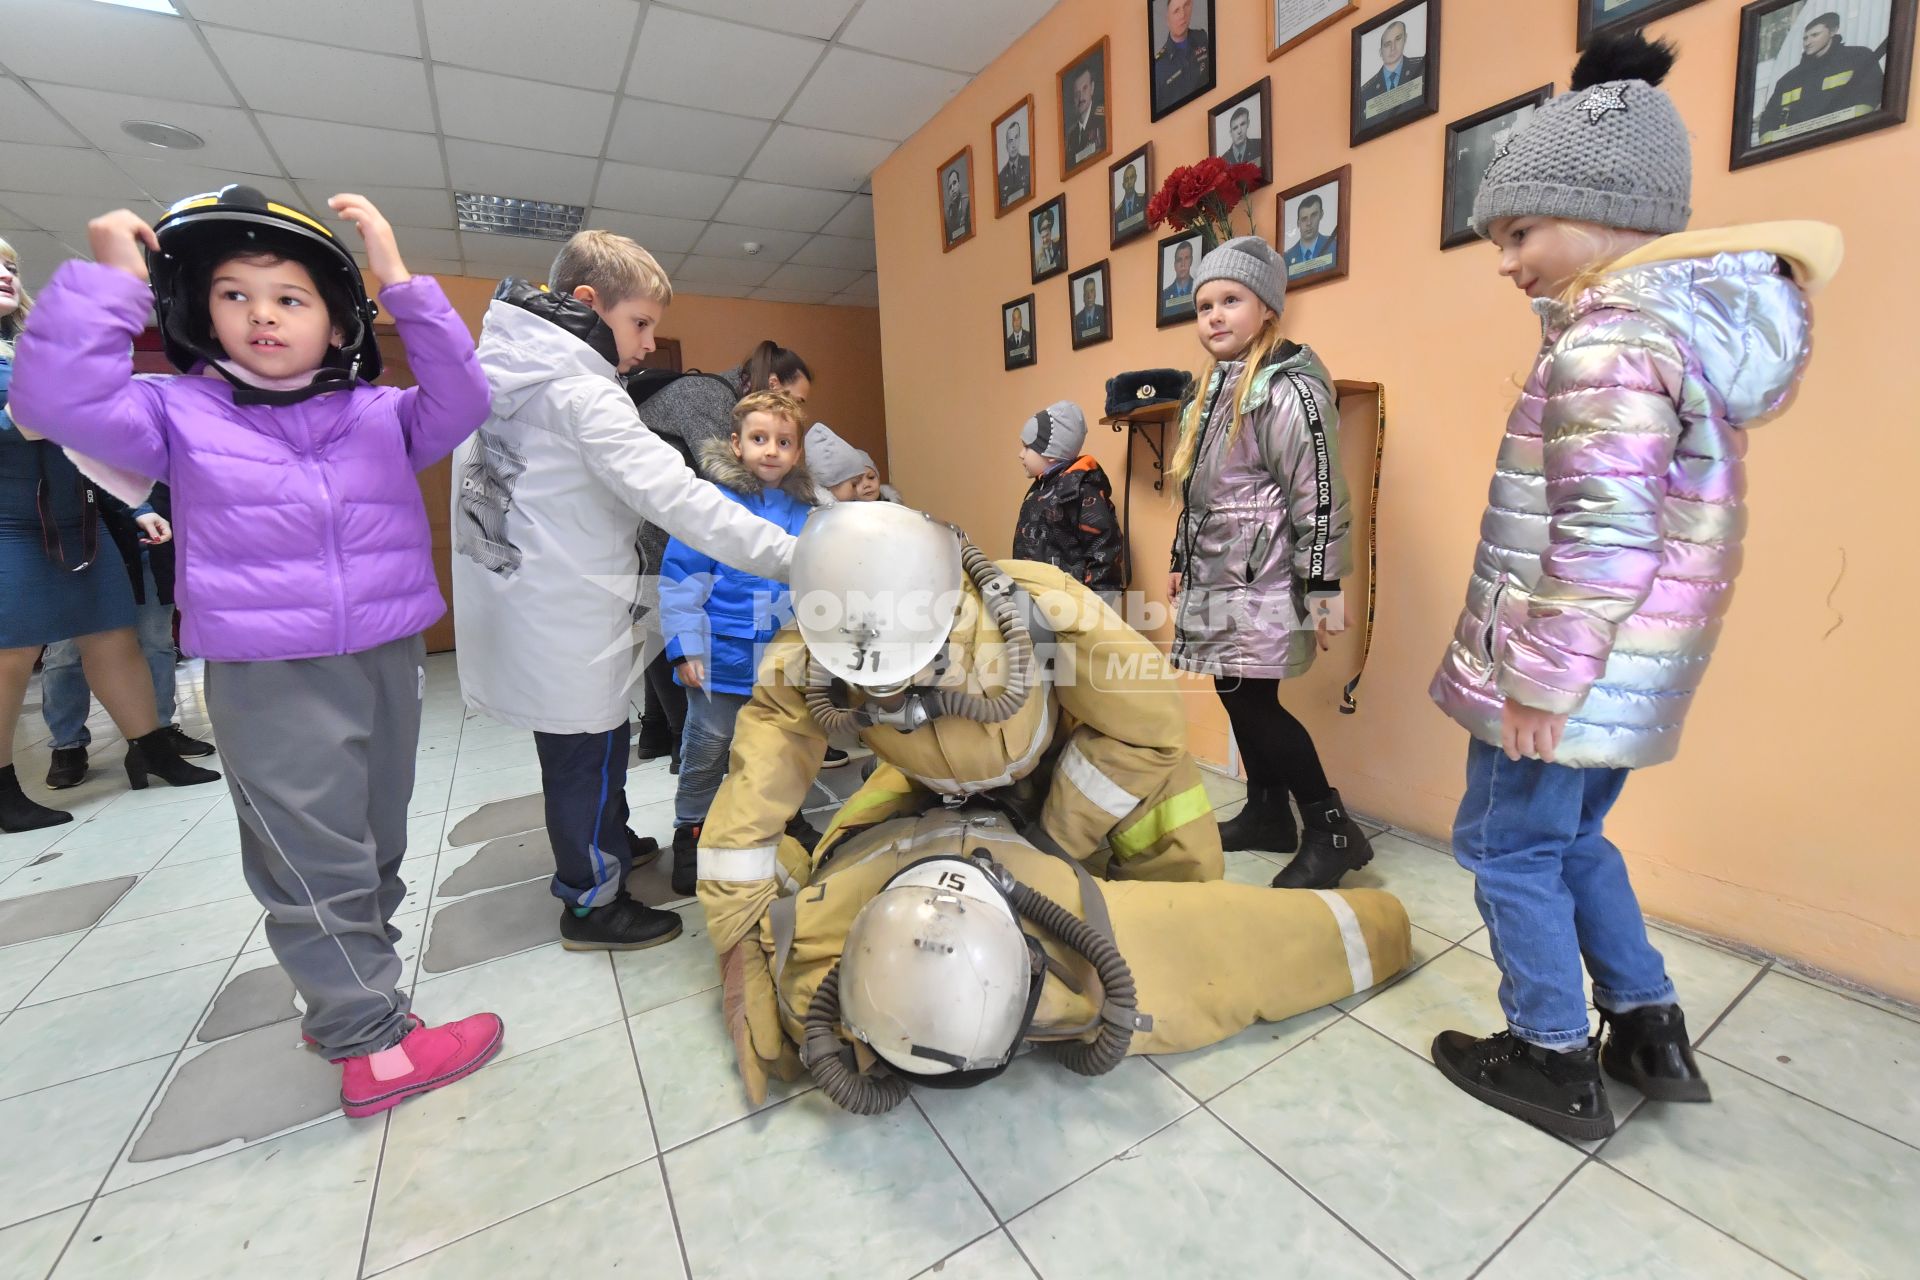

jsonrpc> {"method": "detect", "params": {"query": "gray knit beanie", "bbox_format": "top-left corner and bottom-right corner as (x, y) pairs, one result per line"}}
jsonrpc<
(804, 422), (869, 488)
(1472, 32), (1692, 238)
(1020, 401), (1088, 461)
(1191, 236), (1287, 315)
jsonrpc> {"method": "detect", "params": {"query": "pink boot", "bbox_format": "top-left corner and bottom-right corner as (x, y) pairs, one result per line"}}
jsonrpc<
(304, 1014), (422, 1063)
(339, 1013), (505, 1118)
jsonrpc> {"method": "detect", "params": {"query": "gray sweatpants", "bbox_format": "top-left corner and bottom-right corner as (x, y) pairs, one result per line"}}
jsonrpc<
(203, 633), (425, 1058)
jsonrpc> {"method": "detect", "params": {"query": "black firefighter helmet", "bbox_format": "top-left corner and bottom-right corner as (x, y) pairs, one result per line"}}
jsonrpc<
(149, 184), (382, 400)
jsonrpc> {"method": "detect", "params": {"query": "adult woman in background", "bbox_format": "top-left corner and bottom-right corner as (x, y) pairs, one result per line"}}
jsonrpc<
(0, 238), (218, 832)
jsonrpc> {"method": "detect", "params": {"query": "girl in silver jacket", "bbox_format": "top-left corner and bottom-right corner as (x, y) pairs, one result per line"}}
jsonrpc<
(1166, 237), (1373, 892)
(1425, 32), (1843, 1142)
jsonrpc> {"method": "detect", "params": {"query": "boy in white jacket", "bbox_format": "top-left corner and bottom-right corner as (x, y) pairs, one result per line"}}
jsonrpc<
(451, 231), (796, 951)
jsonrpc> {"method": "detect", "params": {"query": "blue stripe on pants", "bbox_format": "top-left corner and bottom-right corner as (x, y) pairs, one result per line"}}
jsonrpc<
(534, 722), (633, 909)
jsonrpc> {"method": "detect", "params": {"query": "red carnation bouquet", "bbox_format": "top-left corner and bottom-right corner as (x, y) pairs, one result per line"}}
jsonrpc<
(1147, 155), (1262, 244)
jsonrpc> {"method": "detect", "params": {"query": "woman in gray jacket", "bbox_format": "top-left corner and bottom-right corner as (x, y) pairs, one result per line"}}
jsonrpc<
(1167, 238), (1371, 889)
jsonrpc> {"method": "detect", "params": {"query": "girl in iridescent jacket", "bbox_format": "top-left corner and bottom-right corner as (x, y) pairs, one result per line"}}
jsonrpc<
(1425, 33), (1843, 1142)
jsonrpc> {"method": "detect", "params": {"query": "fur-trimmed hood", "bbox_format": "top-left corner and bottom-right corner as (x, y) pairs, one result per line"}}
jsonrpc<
(698, 435), (816, 505)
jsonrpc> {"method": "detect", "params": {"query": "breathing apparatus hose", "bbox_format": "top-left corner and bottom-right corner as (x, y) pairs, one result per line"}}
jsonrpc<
(1001, 877), (1140, 1077)
(803, 539), (1036, 735)
(802, 962), (914, 1115)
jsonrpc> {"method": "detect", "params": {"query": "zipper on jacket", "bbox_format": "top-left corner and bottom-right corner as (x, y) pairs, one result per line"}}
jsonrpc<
(1246, 524), (1272, 583)
(1478, 577), (1509, 680)
(298, 402), (350, 654)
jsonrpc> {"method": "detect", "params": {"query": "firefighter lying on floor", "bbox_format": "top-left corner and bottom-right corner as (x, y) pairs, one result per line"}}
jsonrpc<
(690, 502), (1411, 1105)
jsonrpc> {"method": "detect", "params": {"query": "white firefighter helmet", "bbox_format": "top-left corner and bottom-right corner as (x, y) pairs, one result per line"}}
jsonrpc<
(838, 857), (1036, 1076)
(791, 503), (965, 688)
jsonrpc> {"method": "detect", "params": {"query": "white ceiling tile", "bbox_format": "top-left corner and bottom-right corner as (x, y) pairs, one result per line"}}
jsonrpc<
(0, 228), (81, 288)
(0, 0), (234, 105)
(746, 125), (890, 191)
(257, 116), (445, 188)
(675, 0), (858, 41)
(30, 84), (277, 171)
(839, 0), (1057, 74)
(651, 252), (686, 276)
(293, 182), (453, 229)
(0, 189), (162, 250)
(672, 254), (777, 287)
(692, 223), (807, 261)
(423, 0), (642, 92)
(460, 233), (569, 274)
(626, 8), (822, 119)
(319, 222), (463, 262)
(183, 0), (421, 55)
(592, 161), (732, 222)
(788, 233), (874, 270)
(765, 263), (859, 292)
(841, 271), (880, 296)
(432, 67), (614, 157)
(116, 157), (299, 206)
(832, 294), (877, 308)
(783, 48), (965, 143)
(445, 139), (599, 206)
(677, 281), (755, 300)
(606, 99), (770, 178)
(822, 194), (873, 238)
(716, 181), (847, 234)
(404, 257), (469, 277)
(583, 208), (706, 255)
(0, 143), (150, 198)
(0, 79), (84, 146)
(203, 28), (435, 132)
(751, 287), (838, 305)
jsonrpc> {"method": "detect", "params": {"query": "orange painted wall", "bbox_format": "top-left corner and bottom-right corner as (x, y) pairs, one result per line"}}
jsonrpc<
(871, 0), (1919, 999)
(420, 274), (888, 470)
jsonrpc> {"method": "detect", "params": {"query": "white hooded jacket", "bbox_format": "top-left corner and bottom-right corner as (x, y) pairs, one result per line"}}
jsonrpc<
(451, 296), (797, 734)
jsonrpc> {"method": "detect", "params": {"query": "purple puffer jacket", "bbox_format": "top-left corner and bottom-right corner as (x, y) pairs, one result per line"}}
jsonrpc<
(10, 261), (490, 662)
(1430, 224), (1841, 769)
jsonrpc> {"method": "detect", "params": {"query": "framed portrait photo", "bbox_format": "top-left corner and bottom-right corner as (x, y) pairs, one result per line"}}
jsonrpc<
(992, 95), (1036, 217)
(1149, 0), (1218, 121)
(1271, 0), (1358, 59)
(936, 146), (975, 252)
(1109, 143), (1154, 248)
(1352, 0), (1443, 145)
(1577, 0), (1708, 48)
(1155, 229), (1210, 328)
(1440, 85), (1552, 249)
(1209, 77), (1274, 188)
(1068, 260), (1114, 349)
(1003, 294), (1037, 371)
(1731, 0), (1915, 169)
(1277, 165), (1351, 290)
(1058, 37), (1113, 179)
(1030, 194), (1069, 284)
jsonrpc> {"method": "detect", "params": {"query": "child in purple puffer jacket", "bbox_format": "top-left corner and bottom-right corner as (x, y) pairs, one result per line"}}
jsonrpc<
(10, 185), (503, 1118)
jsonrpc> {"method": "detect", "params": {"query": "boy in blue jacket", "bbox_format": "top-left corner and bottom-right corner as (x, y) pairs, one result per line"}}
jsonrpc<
(661, 391), (815, 894)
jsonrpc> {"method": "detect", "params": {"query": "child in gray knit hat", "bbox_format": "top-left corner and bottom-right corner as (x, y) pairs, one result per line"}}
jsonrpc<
(1012, 400), (1122, 596)
(805, 421), (901, 505)
(1429, 31), (1845, 1141)
(1165, 233), (1375, 894)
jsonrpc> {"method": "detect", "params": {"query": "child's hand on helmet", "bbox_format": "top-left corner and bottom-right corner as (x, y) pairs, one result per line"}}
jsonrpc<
(328, 193), (412, 289)
(87, 210), (159, 282)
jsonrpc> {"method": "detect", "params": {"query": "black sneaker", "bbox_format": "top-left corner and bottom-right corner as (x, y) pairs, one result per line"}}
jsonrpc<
(625, 827), (661, 868)
(45, 746), (89, 790)
(1599, 1004), (1712, 1103)
(163, 726), (216, 758)
(822, 746), (850, 768)
(670, 824), (699, 898)
(1431, 1029), (1614, 1141)
(559, 891), (683, 951)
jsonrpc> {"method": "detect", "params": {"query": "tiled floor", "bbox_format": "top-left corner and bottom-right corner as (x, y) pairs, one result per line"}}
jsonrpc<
(2, 654), (1917, 1279)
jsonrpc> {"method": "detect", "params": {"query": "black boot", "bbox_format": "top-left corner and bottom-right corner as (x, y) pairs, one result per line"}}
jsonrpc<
(670, 824), (700, 897)
(785, 811), (822, 853)
(45, 746), (89, 789)
(1599, 1004), (1712, 1102)
(0, 764), (71, 833)
(559, 888), (683, 951)
(668, 751), (680, 776)
(625, 827), (661, 868)
(162, 726), (216, 758)
(1272, 789), (1373, 889)
(1217, 782), (1298, 853)
(124, 728), (222, 790)
(1432, 1029), (1614, 1142)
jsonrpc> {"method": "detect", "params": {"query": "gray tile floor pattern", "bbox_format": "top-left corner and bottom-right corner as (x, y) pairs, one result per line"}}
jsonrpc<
(2, 655), (1918, 1279)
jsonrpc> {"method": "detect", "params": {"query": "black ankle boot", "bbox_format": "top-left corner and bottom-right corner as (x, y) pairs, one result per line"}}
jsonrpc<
(162, 725), (216, 758)
(1272, 789), (1373, 889)
(670, 824), (700, 897)
(124, 728), (222, 790)
(1599, 1004), (1712, 1102)
(1432, 1028), (1614, 1141)
(625, 827), (661, 868)
(1217, 782), (1298, 853)
(0, 764), (71, 833)
(46, 746), (89, 789)
(785, 812), (822, 854)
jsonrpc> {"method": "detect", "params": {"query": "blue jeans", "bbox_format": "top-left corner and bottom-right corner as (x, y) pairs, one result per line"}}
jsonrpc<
(675, 688), (747, 828)
(1451, 736), (1676, 1049)
(42, 561), (178, 750)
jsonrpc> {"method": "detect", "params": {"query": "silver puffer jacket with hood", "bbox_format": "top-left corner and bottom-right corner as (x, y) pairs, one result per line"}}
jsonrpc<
(1431, 222), (1844, 768)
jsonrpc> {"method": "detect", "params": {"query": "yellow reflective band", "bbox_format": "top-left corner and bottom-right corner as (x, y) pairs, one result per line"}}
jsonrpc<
(1783, 88), (1803, 105)
(1822, 71), (1853, 90)
(842, 786), (913, 819)
(1109, 784), (1212, 860)
(162, 193), (337, 241)
(264, 201), (337, 239)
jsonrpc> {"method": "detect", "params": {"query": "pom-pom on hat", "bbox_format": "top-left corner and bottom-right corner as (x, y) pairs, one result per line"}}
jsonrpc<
(1471, 30), (1692, 238)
